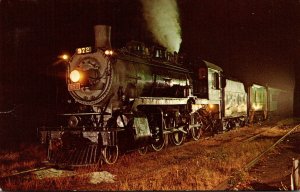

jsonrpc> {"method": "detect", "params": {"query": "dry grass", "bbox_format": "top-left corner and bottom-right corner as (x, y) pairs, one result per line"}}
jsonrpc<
(3, 174), (91, 191)
(1, 118), (297, 190)
(0, 144), (46, 178)
(87, 138), (275, 190)
(276, 117), (300, 127)
(0, 142), (276, 190)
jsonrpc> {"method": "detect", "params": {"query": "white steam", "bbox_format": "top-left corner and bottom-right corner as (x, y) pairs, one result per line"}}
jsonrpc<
(141, 0), (182, 53)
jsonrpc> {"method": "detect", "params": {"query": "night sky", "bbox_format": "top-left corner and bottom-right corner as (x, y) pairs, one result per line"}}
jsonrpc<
(1, 0), (300, 125)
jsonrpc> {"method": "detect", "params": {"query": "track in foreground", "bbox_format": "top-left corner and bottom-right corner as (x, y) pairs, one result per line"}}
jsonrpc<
(214, 123), (300, 190)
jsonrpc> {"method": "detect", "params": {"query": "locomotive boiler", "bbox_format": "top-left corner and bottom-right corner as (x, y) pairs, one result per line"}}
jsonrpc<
(39, 25), (210, 166)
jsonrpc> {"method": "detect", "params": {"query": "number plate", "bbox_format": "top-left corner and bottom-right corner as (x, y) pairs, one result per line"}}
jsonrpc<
(76, 46), (92, 54)
(68, 83), (80, 91)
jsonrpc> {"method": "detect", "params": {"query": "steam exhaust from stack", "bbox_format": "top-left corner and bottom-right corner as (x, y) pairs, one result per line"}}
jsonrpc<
(141, 0), (182, 53)
(94, 25), (112, 49)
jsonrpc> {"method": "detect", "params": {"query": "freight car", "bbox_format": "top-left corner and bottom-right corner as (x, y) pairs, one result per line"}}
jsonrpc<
(38, 25), (291, 167)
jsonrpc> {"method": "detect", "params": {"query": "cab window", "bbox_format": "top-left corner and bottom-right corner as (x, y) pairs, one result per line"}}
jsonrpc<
(211, 72), (220, 89)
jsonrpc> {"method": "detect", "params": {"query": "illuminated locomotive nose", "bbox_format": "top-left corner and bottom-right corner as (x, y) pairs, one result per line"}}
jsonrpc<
(67, 25), (113, 105)
(67, 51), (113, 105)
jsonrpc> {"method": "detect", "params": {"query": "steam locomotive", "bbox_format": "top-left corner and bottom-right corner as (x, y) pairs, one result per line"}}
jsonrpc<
(38, 25), (290, 167)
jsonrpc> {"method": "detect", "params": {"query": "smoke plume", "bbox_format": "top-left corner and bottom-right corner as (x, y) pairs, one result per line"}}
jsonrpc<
(141, 0), (182, 53)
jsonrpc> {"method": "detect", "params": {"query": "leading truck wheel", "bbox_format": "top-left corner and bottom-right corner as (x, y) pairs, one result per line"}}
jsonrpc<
(102, 145), (119, 165)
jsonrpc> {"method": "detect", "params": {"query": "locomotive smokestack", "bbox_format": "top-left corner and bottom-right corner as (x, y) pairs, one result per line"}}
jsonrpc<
(94, 25), (112, 49)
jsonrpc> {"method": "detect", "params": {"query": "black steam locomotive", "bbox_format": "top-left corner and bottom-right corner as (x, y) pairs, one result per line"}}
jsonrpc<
(38, 25), (290, 167)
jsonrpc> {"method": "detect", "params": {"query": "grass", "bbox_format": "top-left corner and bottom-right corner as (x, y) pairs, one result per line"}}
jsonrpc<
(0, 144), (46, 178)
(90, 137), (275, 190)
(0, 118), (297, 190)
(276, 117), (300, 127)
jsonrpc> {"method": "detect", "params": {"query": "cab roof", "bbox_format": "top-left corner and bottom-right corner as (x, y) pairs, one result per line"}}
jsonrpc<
(203, 60), (223, 72)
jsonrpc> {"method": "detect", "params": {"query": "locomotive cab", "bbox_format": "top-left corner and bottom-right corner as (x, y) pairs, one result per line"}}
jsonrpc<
(193, 60), (222, 107)
(191, 60), (222, 119)
(192, 60), (222, 99)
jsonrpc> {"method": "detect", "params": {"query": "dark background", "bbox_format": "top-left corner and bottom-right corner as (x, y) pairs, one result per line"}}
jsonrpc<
(0, 0), (299, 146)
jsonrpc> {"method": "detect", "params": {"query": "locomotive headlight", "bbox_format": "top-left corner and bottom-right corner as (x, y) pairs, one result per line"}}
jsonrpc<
(62, 54), (69, 60)
(70, 70), (81, 83)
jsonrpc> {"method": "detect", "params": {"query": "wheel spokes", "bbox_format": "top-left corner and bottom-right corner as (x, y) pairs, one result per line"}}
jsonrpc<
(190, 113), (204, 140)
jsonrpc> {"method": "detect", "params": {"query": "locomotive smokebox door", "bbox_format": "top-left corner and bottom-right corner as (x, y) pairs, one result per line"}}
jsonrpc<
(133, 115), (151, 143)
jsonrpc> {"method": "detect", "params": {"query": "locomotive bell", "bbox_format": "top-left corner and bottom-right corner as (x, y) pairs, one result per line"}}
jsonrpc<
(94, 25), (112, 49)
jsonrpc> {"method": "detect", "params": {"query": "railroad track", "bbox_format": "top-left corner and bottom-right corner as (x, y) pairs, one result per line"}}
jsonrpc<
(0, 166), (52, 180)
(214, 123), (300, 190)
(241, 125), (278, 143)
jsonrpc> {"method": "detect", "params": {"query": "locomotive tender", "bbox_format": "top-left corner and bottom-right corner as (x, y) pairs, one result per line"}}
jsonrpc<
(38, 25), (287, 167)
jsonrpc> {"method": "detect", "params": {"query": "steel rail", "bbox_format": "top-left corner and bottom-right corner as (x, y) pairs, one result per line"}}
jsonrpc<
(244, 124), (300, 171)
(214, 123), (300, 190)
(242, 125), (278, 143)
(0, 166), (50, 180)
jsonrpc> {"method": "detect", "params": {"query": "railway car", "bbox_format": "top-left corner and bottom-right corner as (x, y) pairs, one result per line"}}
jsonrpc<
(266, 86), (293, 119)
(267, 87), (282, 118)
(247, 84), (292, 123)
(248, 84), (268, 123)
(221, 79), (247, 130)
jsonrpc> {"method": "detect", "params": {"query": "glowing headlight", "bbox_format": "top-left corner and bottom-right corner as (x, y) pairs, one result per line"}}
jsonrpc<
(62, 54), (69, 60)
(70, 70), (81, 83)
